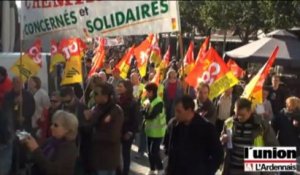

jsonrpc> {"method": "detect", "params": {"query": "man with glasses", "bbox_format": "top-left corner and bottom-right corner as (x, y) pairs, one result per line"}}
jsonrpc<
(59, 86), (89, 174)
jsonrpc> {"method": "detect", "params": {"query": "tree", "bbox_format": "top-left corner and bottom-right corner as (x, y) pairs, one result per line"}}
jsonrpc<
(259, 1), (300, 32)
(179, 1), (300, 43)
(179, 1), (208, 35)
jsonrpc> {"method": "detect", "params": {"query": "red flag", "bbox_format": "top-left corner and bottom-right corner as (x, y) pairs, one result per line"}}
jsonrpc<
(185, 47), (239, 99)
(195, 37), (210, 65)
(88, 38), (106, 78)
(180, 41), (194, 76)
(134, 34), (154, 77)
(227, 59), (245, 78)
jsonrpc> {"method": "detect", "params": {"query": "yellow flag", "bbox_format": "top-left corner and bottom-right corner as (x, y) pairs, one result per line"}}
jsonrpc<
(11, 39), (42, 80)
(60, 55), (83, 85)
(11, 54), (41, 80)
(50, 40), (65, 73)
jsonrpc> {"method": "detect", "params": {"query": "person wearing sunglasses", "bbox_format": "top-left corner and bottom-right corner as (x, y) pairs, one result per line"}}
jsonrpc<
(46, 91), (62, 137)
(23, 110), (78, 175)
(59, 86), (89, 173)
(84, 83), (124, 175)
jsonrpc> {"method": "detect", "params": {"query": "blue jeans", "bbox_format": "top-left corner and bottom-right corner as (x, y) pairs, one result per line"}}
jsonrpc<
(0, 143), (13, 175)
(95, 171), (116, 175)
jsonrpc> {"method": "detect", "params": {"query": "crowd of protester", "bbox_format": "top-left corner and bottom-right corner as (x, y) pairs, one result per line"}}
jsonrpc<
(0, 45), (300, 175)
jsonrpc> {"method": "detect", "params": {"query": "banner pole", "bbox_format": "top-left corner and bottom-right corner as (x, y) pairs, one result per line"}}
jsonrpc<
(19, 3), (24, 130)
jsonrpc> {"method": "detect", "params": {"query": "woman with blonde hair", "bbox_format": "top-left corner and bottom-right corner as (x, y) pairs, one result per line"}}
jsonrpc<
(23, 110), (78, 175)
(272, 96), (300, 157)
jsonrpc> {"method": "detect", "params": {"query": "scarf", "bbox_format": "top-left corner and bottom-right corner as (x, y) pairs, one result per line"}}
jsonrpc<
(42, 137), (65, 159)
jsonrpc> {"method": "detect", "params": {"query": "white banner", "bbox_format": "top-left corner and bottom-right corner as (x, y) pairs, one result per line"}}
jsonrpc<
(95, 37), (125, 47)
(21, 0), (181, 40)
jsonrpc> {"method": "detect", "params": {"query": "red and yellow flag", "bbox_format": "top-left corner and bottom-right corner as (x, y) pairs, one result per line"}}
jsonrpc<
(226, 59), (245, 79)
(241, 46), (279, 105)
(134, 34), (154, 77)
(149, 36), (162, 67)
(180, 41), (194, 76)
(60, 38), (84, 85)
(11, 39), (42, 80)
(116, 46), (135, 79)
(159, 45), (171, 69)
(185, 47), (239, 100)
(151, 68), (161, 86)
(50, 40), (65, 73)
(88, 38), (106, 78)
(195, 37), (210, 65)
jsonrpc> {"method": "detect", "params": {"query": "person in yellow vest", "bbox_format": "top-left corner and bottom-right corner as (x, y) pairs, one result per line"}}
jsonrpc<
(220, 98), (279, 175)
(143, 83), (166, 175)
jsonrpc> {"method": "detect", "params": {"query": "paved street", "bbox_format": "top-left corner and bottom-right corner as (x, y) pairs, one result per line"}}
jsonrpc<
(129, 142), (222, 175)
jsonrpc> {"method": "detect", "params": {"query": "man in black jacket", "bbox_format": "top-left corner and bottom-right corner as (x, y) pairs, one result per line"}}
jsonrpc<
(3, 76), (35, 133)
(165, 95), (223, 175)
(3, 76), (35, 174)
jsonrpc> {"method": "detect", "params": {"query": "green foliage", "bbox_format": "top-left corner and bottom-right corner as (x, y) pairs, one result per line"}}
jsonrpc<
(179, 0), (300, 43)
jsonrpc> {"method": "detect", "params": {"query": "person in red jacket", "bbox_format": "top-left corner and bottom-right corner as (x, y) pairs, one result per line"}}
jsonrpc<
(0, 66), (12, 109)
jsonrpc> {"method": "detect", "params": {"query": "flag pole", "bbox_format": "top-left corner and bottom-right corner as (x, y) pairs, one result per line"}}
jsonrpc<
(178, 32), (184, 77)
(19, 2), (24, 129)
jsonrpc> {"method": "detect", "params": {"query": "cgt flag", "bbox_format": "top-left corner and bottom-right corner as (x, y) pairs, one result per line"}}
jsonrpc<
(241, 46), (279, 105)
(11, 39), (42, 80)
(50, 40), (65, 73)
(185, 47), (239, 100)
(60, 38), (84, 85)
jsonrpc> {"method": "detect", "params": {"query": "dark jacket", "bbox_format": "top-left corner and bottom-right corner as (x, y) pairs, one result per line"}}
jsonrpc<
(118, 96), (139, 136)
(272, 109), (300, 155)
(3, 89), (35, 132)
(31, 139), (77, 175)
(268, 85), (289, 115)
(165, 114), (224, 175)
(0, 108), (13, 145)
(62, 98), (87, 127)
(86, 102), (124, 171)
(195, 99), (216, 125)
